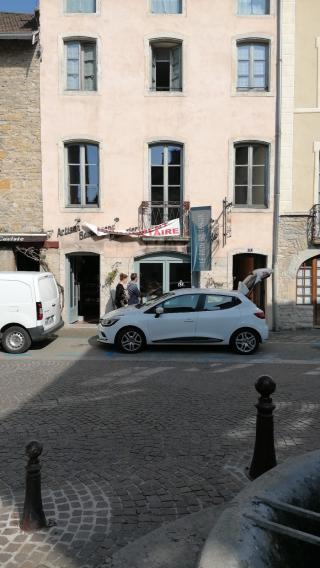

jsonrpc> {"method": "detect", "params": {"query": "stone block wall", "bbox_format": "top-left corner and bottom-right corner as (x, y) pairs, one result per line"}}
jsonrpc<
(0, 41), (42, 233)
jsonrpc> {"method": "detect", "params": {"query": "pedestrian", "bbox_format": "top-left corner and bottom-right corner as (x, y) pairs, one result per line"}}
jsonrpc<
(127, 273), (141, 305)
(115, 273), (128, 309)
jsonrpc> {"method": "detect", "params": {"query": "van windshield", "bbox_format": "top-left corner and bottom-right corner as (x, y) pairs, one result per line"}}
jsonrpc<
(38, 275), (58, 301)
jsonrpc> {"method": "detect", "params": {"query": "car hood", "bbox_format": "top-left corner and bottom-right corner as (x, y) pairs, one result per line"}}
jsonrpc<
(102, 306), (138, 318)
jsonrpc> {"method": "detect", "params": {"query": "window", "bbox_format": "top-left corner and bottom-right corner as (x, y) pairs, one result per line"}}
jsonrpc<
(66, 0), (96, 12)
(237, 41), (269, 91)
(237, 0), (269, 15)
(65, 142), (99, 207)
(160, 294), (200, 313)
(203, 295), (240, 311)
(65, 40), (96, 91)
(151, 0), (182, 14)
(297, 261), (312, 305)
(151, 41), (182, 91)
(234, 143), (268, 207)
(150, 143), (183, 224)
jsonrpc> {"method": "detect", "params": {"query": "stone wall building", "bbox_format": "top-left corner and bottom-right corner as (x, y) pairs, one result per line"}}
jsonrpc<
(0, 11), (45, 272)
(278, 0), (320, 329)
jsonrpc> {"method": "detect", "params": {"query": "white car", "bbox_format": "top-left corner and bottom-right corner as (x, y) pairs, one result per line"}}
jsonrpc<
(98, 279), (269, 355)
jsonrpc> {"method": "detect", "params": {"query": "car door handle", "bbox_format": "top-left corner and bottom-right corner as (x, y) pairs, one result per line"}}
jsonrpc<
(184, 319), (194, 323)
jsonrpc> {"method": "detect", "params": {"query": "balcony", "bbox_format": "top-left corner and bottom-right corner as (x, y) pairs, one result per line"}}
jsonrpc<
(310, 205), (320, 245)
(139, 201), (190, 238)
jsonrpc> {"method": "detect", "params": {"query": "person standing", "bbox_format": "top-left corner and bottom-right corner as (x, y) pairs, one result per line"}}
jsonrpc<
(127, 273), (141, 305)
(115, 273), (128, 309)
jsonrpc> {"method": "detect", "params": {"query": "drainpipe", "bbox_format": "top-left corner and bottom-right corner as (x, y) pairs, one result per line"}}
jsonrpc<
(272, 0), (282, 331)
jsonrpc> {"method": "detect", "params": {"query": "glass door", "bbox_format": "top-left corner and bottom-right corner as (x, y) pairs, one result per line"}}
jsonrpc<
(66, 255), (79, 323)
(139, 262), (164, 301)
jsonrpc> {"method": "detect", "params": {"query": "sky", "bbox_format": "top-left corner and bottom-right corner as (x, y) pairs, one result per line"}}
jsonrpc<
(0, 0), (38, 13)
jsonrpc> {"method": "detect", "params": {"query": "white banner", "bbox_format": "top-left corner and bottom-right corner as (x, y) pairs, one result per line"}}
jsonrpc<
(82, 218), (181, 238)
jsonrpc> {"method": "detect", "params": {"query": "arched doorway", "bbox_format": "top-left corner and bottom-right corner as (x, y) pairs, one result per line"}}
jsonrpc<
(66, 252), (100, 324)
(297, 255), (320, 326)
(134, 252), (191, 300)
(233, 253), (267, 311)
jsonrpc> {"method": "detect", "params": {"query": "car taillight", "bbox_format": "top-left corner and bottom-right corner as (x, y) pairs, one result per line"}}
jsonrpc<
(36, 302), (43, 321)
(254, 311), (265, 319)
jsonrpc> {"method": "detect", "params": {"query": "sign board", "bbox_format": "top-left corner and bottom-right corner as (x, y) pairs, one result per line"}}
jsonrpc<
(0, 233), (47, 243)
(81, 218), (181, 238)
(190, 207), (212, 272)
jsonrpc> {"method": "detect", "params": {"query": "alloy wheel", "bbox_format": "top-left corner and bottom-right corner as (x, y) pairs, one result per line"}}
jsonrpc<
(234, 331), (257, 354)
(121, 330), (143, 353)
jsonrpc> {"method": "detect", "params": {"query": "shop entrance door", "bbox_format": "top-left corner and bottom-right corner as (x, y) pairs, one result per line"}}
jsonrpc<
(297, 256), (320, 326)
(233, 253), (267, 311)
(66, 253), (100, 323)
(136, 254), (191, 301)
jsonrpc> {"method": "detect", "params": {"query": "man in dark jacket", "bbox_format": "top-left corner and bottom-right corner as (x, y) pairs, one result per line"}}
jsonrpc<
(127, 273), (141, 305)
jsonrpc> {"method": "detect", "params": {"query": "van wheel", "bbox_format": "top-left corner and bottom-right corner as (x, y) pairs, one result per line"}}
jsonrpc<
(1, 326), (31, 354)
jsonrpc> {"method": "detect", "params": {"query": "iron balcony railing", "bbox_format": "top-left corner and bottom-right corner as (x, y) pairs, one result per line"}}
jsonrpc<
(310, 204), (320, 245)
(139, 201), (190, 237)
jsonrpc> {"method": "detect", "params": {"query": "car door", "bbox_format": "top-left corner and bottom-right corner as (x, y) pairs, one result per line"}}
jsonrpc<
(146, 293), (201, 343)
(195, 293), (242, 343)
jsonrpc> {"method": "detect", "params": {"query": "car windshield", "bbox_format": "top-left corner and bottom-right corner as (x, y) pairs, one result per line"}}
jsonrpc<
(135, 292), (175, 309)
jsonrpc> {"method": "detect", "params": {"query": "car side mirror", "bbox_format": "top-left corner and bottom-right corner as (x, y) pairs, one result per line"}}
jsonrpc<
(155, 307), (164, 318)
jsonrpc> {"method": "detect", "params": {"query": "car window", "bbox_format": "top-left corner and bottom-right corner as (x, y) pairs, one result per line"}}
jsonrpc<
(203, 294), (240, 311)
(160, 294), (200, 313)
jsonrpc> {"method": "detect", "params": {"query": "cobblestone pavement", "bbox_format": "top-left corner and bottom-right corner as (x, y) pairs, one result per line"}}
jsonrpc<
(0, 332), (320, 567)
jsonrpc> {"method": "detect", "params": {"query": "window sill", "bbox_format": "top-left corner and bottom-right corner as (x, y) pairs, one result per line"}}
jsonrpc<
(62, 90), (100, 96)
(232, 90), (274, 97)
(146, 91), (185, 97)
(232, 207), (271, 213)
(235, 14), (274, 18)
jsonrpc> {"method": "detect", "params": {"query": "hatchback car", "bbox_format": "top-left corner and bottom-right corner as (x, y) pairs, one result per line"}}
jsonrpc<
(98, 285), (269, 355)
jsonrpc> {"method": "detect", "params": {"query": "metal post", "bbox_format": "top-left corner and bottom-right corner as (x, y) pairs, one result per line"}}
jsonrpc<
(248, 376), (277, 480)
(20, 441), (48, 531)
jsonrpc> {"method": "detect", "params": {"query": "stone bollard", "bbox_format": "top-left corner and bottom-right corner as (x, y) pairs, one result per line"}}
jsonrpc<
(248, 376), (277, 480)
(20, 441), (49, 531)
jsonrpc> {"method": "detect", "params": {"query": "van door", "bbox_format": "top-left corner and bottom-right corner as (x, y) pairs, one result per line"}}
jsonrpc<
(37, 274), (61, 331)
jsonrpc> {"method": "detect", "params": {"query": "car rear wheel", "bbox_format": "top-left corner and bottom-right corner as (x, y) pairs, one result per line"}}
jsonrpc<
(116, 327), (146, 354)
(2, 326), (31, 354)
(230, 328), (259, 355)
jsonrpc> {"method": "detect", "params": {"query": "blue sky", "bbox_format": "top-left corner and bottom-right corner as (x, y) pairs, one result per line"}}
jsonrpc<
(0, 0), (38, 12)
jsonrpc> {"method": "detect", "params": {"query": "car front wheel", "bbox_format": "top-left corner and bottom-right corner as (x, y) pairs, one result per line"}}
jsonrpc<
(2, 326), (31, 354)
(116, 327), (146, 354)
(230, 328), (259, 355)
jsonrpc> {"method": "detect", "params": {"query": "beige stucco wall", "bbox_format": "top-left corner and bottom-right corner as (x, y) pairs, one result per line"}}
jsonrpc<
(40, 0), (276, 319)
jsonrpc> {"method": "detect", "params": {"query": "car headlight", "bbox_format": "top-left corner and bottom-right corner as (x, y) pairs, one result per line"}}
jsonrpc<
(100, 317), (120, 327)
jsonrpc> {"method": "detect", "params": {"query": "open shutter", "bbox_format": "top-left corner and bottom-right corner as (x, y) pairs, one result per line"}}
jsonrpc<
(170, 45), (181, 91)
(83, 43), (96, 91)
(151, 48), (157, 90)
(66, 42), (80, 90)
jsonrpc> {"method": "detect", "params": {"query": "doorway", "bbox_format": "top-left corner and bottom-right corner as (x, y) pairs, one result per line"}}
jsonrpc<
(66, 253), (100, 324)
(233, 253), (267, 311)
(135, 253), (191, 301)
(297, 256), (320, 326)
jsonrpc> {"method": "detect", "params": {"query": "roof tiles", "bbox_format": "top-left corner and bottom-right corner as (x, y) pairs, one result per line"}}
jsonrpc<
(0, 12), (37, 34)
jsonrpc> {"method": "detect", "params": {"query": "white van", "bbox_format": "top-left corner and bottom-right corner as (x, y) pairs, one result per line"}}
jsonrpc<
(0, 272), (63, 354)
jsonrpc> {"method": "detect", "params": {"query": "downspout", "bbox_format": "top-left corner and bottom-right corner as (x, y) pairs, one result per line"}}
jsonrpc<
(272, 0), (282, 331)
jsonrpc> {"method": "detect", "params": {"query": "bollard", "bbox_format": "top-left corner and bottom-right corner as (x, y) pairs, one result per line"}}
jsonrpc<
(248, 376), (277, 480)
(20, 441), (48, 531)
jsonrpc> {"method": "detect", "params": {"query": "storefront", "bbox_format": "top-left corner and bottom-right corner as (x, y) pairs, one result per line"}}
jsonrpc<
(0, 233), (47, 272)
(134, 252), (191, 299)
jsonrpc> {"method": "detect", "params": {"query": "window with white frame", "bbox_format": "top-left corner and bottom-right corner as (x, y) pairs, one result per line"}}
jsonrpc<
(65, 40), (97, 91)
(237, 41), (269, 91)
(297, 261), (312, 305)
(65, 0), (96, 12)
(234, 143), (268, 207)
(65, 142), (99, 207)
(237, 0), (270, 15)
(151, 0), (182, 14)
(150, 143), (183, 224)
(150, 40), (182, 91)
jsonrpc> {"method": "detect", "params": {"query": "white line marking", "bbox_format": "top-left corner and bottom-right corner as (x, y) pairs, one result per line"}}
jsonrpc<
(214, 363), (253, 373)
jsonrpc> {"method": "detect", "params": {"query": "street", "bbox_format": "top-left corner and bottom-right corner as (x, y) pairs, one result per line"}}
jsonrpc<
(0, 329), (320, 568)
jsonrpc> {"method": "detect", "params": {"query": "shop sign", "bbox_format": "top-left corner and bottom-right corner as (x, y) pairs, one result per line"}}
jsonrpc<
(190, 207), (212, 272)
(56, 224), (80, 237)
(81, 218), (181, 238)
(0, 234), (46, 243)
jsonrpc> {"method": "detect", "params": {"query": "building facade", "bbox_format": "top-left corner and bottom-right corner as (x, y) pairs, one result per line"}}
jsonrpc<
(40, 0), (277, 324)
(277, 0), (320, 328)
(0, 12), (44, 271)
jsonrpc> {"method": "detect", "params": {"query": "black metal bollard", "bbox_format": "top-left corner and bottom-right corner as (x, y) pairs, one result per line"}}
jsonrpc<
(248, 376), (277, 480)
(20, 441), (48, 531)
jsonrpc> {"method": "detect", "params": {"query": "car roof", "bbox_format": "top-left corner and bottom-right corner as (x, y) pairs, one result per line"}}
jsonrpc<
(167, 287), (244, 297)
